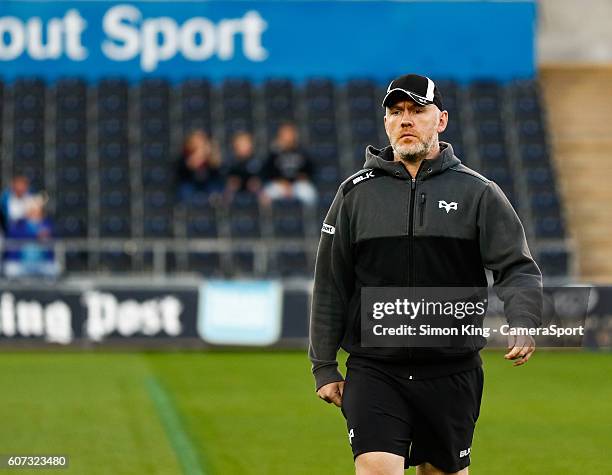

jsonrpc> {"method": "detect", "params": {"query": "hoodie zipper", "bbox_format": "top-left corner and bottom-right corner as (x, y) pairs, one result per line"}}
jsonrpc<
(408, 178), (416, 286)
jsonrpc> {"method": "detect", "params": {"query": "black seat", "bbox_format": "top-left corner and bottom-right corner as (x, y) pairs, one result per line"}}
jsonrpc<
(271, 199), (304, 238)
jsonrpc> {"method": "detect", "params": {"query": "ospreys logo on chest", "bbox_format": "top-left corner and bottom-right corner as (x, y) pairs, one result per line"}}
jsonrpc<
(438, 200), (458, 213)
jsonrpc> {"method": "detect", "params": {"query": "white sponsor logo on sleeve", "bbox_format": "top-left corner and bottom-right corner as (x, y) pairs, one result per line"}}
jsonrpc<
(322, 223), (335, 235)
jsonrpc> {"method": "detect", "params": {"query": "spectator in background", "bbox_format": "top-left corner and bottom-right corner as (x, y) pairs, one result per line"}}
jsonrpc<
(225, 131), (263, 200)
(0, 175), (32, 232)
(3, 194), (59, 278)
(262, 122), (317, 206)
(176, 130), (224, 201)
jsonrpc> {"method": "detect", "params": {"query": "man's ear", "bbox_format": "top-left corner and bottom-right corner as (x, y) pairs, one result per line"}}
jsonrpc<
(437, 110), (449, 134)
(383, 113), (392, 139)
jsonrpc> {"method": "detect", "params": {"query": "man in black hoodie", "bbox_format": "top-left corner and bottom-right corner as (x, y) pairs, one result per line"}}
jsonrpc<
(309, 74), (542, 475)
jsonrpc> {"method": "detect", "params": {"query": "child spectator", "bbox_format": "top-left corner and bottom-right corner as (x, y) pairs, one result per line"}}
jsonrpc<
(225, 131), (263, 199)
(0, 175), (32, 232)
(3, 194), (59, 278)
(176, 130), (224, 201)
(262, 122), (317, 206)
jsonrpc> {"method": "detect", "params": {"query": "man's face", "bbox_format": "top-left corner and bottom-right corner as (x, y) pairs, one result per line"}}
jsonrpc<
(12, 176), (29, 197)
(277, 124), (298, 150)
(232, 133), (254, 159)
(384, 99), (448, 161)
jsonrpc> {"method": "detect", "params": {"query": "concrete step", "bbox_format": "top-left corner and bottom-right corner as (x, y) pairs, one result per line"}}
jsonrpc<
(540, 66), (612, 282)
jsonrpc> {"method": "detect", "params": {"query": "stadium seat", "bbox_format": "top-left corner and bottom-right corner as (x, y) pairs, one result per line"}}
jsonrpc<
(57, 165), (88, 188)
(269, 249), (310, 277)
(534, 216), (565, 239)
(530, 191), (562, 217)
(232, 249), (256, 276)
(537, 249), (569, 277)
(99, 215), (132, 238)
(227, 192), (260, 238)
(187, 252), (223, 276)
(478, 142), (509, 166)
(271, 199), (305, 237)
(142, 164), (173, 190)
(180, 79), (212, 132)
(13, 78), (45, 118)
(99, 251), (133, 273)
(526, 167), (557, 193)
(99, 189), (131, 213)
(305, 78), (335, 119)
(264, 78), (295, 122)
(64, 250), (89, 273)
(55, 215), (88, 238)
(185, 196), (218, 238)
(474, 119), (505, 144)
(55, 78), (87, 117)
(520, 143), (550, 167)
(143, 214), (174, 238)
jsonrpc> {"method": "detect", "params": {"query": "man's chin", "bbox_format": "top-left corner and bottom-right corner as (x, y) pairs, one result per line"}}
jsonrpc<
(394, 145), (426, 161)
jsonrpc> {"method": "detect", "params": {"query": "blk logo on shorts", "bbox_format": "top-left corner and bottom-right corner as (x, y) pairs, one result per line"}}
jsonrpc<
(459, 447), (471, 458)
(348, 428), (355, 445)
(438, 200), (458, 213)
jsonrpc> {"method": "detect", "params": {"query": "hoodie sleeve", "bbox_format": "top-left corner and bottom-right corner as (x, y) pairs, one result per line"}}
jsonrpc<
(309, 188), (354, 391)
(477, 181), (543, 328)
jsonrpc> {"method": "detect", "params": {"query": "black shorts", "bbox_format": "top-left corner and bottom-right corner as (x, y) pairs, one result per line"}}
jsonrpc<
(341, 357), (484, 473)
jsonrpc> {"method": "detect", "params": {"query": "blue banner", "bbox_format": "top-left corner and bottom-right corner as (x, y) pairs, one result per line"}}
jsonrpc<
(0, 1), (536, 82)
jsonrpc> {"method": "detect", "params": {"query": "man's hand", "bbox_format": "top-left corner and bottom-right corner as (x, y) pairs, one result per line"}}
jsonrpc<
(317, 381), (345, 407)
(504, 333), (536, 366)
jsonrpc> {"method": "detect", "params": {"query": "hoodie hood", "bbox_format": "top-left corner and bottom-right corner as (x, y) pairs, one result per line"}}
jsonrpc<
(364, 141), (461, 180)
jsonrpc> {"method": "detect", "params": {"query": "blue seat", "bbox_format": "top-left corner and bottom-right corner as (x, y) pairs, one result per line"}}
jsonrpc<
(144, 214), (173, 238)
(99, 215), (131, 238)
(308, 118), (336, 142)
(520, 143), (550, 167)
(57, 165), (87, 188)
(232, 250), (255, 276)
(269, 249), (309, 277)
(187, 252), (222, 276)
(537, 249), (569, 277)
(142, 165), (173, 189)
(13, 78), (45, 118)
(55, 215), (88, 238)
(530, 191), (561, 217)
(14, 117), (43, 140)
(272, 199), (305, 238)
(56, 141), (86, 164)
(181, 79), (212, 129)
(479, 142), (509, 166)
(526, 167), (557, 193)
(99, 251), (132, 272)
(518, 118), (546, 144)
(99, 189), (131, 212)
(98, 79), (128, 117)
(534, 216), (565, 239)
(65, 250), (89, 272)
(56, 79), (86, 115)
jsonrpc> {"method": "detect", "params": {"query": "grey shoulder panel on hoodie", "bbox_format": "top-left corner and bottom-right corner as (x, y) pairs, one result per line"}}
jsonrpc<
(449, 163), (490, 184)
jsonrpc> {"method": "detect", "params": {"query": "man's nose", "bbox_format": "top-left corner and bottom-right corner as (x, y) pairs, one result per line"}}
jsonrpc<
(400, 110), (414, 127)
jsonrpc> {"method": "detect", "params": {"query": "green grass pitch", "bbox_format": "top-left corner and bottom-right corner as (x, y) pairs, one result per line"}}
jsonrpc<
(0, 350), (609, 474)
